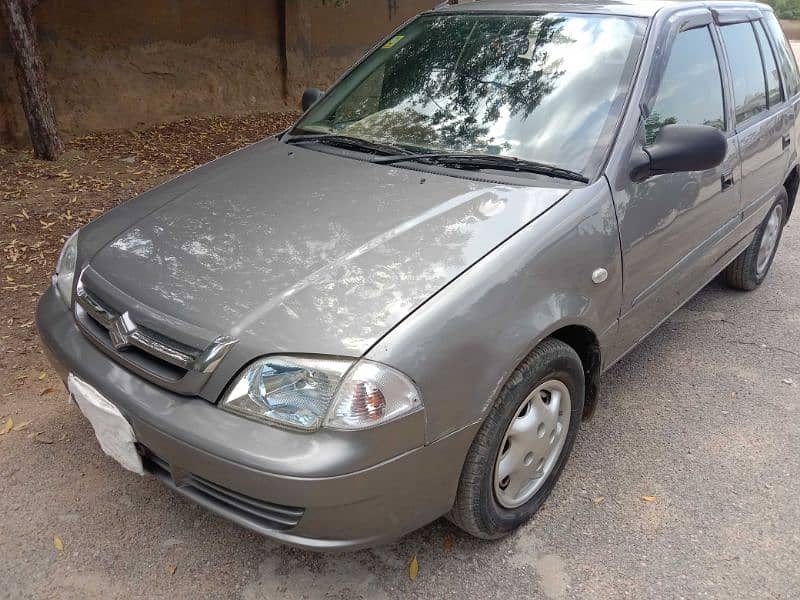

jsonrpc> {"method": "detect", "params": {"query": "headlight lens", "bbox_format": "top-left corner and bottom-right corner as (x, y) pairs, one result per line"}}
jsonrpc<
(220, 356), (422, 432)
(54, 230), (79, 306)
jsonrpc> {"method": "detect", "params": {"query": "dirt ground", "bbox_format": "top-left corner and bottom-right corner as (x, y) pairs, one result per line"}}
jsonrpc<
(1, 109), (800, 599)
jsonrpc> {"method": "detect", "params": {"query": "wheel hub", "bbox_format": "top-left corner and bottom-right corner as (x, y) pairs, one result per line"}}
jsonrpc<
(493, 380), (571, 509)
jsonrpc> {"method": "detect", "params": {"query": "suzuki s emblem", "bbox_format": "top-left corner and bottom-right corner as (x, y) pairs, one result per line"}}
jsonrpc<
(108, 312), (135, 350)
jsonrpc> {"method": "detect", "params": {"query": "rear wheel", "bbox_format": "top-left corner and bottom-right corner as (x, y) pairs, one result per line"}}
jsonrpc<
(448, 338), (584, 539)
(724, 188), (788, 290)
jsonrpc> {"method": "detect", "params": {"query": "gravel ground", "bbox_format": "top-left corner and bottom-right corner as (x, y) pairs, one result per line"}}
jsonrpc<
(1, 113), (799, 598)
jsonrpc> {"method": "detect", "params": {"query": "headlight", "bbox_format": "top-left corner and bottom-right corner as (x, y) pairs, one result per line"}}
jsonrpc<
(54, 230), (79, 306)
(220, 356), (422, 432)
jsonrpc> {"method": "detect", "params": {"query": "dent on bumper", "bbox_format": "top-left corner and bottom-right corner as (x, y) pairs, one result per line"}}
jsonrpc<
(36, 286), (478, 550)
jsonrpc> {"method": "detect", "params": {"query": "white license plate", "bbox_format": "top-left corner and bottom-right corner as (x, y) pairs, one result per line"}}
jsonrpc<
(68, 374), (144, 475)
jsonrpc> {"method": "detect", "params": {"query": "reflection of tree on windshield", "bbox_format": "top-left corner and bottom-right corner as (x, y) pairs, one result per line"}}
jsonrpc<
(297, 13), (646, 175)
(330, 16), (571, 154)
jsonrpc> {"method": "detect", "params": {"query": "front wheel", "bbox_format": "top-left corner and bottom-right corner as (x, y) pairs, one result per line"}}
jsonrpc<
(724, 188), (788, 291)
(448, 338), (584, 539)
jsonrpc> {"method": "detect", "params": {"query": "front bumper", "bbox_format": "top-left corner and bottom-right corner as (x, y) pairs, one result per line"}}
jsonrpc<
(37, 286), (477, 551)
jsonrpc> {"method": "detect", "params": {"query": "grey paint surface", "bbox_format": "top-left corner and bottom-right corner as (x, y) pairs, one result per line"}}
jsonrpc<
(369, 180), (623, 440)
(81, 139), (570, 403)
(36, 0), (799, 550)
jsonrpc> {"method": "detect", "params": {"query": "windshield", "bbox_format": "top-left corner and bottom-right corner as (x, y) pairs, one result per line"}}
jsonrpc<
(292, 13), (646, 178)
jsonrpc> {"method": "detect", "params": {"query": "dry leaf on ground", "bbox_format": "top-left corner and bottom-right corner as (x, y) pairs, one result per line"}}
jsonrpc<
(30, 432), (54, 444)
(1, 418), (14, 434)
(641, 496), (657, 503)
(409, 555), (419, 581)
(53, 536), (64, 551)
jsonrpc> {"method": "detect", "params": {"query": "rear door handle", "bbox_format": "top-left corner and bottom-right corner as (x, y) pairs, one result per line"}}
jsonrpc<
(721, 171), (734, 191)
(782, 134), (791, 150)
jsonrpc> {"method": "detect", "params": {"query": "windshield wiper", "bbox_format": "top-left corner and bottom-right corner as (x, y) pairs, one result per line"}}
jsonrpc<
(284, 133), (416, 157)
(374, 152), (589, 183)
(285, 134), (589, 183)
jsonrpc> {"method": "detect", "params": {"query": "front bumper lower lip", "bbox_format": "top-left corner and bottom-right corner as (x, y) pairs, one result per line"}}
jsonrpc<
(36, 285), (477, 551)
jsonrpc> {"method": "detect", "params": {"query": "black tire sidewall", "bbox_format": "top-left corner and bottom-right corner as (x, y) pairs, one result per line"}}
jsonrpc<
(475, 345), (584, 536)
(752, 190), (788, 286)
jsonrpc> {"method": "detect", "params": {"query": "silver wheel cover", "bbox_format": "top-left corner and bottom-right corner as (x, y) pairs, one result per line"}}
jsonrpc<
(756, 204), (783, 277)
(493, 379), (571, 509)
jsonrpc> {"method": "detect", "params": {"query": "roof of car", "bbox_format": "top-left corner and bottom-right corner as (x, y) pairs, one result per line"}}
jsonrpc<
(432, 0), (773, 19)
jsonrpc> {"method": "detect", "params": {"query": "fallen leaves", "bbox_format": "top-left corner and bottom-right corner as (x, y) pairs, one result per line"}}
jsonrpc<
(593, 496), (605, 505)
(167, 565), (177, 576)
(28, 431), (54, 444)
(408, 555), (419, 581)
(53, 535), (64, 552)
(443, 534), (453, 552)
(1, 418), (13, 434)
(641, 496), (657, 503)
(0, 112), (299, 357)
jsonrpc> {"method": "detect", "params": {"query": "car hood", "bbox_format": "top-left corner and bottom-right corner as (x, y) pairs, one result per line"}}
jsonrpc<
(86, 138), (570, 356)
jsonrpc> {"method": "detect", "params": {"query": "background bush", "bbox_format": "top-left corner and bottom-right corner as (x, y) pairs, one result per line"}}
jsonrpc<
(766, 0), (800, 20)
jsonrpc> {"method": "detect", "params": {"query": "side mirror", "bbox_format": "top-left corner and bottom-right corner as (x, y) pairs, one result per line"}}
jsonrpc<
(630, 124), (727, 183)
(302, 88), (325, 112)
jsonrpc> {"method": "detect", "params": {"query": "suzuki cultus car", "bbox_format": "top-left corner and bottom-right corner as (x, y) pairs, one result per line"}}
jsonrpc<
(38, 0), (797, 549)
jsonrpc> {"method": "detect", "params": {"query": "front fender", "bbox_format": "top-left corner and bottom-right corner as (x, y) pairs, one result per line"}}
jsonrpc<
(366, 180), (622, 443)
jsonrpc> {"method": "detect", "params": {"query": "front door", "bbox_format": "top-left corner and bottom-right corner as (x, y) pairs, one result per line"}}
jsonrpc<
(609, 12), (741, 356)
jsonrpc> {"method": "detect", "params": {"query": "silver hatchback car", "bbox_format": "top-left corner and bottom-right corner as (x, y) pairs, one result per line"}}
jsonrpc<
(38, 0), (797, 550)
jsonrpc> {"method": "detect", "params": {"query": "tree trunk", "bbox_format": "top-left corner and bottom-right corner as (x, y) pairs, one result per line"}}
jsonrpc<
(0, 0), (63, 160)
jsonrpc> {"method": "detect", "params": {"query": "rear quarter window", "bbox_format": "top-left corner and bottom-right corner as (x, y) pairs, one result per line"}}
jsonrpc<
(763, 13), (800, 97)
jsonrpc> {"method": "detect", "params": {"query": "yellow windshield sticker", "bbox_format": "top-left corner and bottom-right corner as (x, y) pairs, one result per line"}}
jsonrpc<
(383, 35), (404, 49)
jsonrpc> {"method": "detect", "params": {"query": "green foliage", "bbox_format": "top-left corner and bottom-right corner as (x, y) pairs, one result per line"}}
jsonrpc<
(763, 0), (800, 20)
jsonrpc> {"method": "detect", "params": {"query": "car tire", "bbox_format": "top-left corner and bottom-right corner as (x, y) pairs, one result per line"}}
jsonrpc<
(724, 188), (788, 291)
(448, 338), (584, 539)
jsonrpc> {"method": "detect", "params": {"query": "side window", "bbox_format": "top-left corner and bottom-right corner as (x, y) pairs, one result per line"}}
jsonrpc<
(763, 13), (800, 97)
(720, 23), (768, 124)
(645, 26), (725, 145)
(754, 21), (783, 107)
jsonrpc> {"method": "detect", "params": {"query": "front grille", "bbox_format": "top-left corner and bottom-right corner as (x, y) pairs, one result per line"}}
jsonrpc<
(77, 283), (200, 370)
(73, 267), (237, 396)
(76, 282), (196, 378)
(142, 449), (304, 531)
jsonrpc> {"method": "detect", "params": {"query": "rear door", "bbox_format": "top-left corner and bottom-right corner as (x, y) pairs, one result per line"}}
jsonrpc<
(715, 11), (794, 226)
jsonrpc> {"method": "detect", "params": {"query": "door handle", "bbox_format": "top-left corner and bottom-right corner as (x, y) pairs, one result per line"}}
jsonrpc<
(721, 171), (734, 191)
(782, 134), (791, 150)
